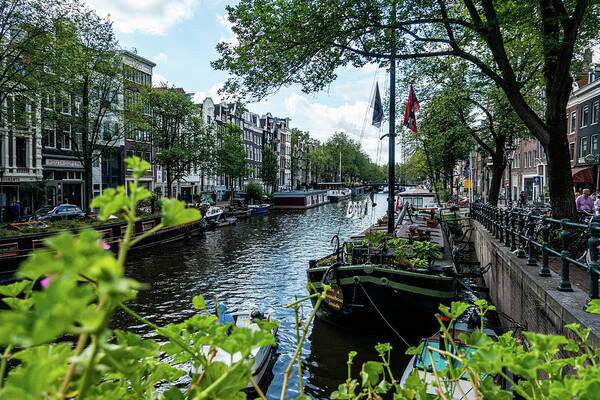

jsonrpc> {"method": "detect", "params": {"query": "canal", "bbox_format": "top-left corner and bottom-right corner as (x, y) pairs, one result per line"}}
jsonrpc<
(116, 193), (427, 399)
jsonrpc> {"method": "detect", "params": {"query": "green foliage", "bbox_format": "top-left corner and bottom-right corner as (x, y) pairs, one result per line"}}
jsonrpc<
(245, 180), (264, 203)
(410, 258), (429, 269)
(363, 231), (387, 247)
(218, 123), (251, 188)
(316, 256), (336, 267)
(0, 158), (270, 399)
(261, 145), (279, 192)
(411, 240), (441, 260)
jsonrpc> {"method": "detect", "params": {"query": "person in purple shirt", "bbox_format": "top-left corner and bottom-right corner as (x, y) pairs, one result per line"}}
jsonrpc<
(576, 188), (595, 211)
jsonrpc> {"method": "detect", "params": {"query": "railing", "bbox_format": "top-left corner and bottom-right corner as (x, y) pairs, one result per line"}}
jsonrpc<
(471, 203), (600, 307)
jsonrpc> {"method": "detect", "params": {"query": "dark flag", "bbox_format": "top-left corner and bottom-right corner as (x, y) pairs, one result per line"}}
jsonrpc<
(462, 156), (471, 178)
(403, 84), (420, 133)
(371, 82), (383, 128)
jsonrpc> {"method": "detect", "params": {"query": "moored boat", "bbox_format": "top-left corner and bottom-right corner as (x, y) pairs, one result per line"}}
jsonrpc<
(204, 206), (224, 223)
(399, 322), (505, 399)
(317, 183), (352, 202)
(188, 310), (278, 393)
(248, 204), (271, 214)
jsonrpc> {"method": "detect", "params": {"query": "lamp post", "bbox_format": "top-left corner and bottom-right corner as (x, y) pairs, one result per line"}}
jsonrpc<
(505, 146), (516, 208)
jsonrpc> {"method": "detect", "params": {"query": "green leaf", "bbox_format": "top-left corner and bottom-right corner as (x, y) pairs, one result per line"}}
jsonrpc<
(2, 297), (34, 311)
(360, 361), (383, 387)
(192, 294), (206, 310)
(161, 198), (201, 227)
(125, 156), (151, 180)
(0, 280), (32, 297)
(405, 342), (424, 355)
(91, 186), (128, 220)
(586, 299), (600, 314)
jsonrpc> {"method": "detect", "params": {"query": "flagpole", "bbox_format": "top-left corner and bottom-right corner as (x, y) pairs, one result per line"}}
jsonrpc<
(387, 3), (396, 235)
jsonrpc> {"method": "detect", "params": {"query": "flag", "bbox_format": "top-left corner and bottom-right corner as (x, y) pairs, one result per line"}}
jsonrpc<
(403, 85), (420, 133)
(371, 82), (383, 128)
(462, 156), (471, 178)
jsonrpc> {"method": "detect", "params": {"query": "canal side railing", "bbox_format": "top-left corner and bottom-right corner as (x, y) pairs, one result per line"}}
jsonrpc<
(471, 203), (600, 307)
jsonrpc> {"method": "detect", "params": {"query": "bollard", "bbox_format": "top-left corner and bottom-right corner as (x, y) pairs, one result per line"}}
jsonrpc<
(510, 210), (517, 252)
(505, 209), (511, 247)
(540, 216), (551, 277)
(587, 223), (600, 307)
(516, 211), (526, 257)
(494, 207), (500, 239)
(558, 219), (573, 292)
(527, 212), (538, 266)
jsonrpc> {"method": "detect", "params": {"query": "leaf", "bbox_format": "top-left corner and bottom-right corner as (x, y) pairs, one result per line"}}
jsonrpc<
(192, 295), (206, 310)
(360, 361), (383, 387)
(405, 342), (424, 355)
(2, 297), (34, 311)
(0, 280), (32, 297)
(90, 186), (128, 220)
(586, 299), (600, 314)
(125, 156), (151, 180)
(161, 198), (202, 227)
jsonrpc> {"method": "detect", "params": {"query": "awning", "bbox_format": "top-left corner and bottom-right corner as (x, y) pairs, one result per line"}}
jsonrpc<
(572, 167), (594, 184)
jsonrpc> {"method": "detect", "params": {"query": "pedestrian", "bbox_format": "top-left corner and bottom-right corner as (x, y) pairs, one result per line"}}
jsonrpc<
(12, 201), (20, 221)
(576, 188), (595, 211)
(519, 191), (527, 207)
(595, 192), (600, 216)
(575, 191), (580, 201)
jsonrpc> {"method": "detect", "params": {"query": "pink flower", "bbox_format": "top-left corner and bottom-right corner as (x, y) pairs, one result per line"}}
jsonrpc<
(40, 274), (56, 288)
(103, 243), (110, 250)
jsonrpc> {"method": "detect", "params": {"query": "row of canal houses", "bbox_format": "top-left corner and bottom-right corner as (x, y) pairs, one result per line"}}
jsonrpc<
(466, 62), (600, 203)
(0, 49), (299, 217)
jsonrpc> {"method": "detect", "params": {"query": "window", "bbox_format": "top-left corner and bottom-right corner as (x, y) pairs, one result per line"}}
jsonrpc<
(43, 128), (55, 148)
(144, 152), (151, 163)
(581, 136), (589, 156)
(59, 124), (71, 150)
(102, 120), (111, 141)
(570, 143), (575, 161)
(533, 150), (537, 164)
(126, 150), (133, 159)
(594, 102), (600, 125)
(581, 105), (590, 127)
(15, 137), (26, 167)
(136, 151), (142, 159)
(593, 135), (599, 155)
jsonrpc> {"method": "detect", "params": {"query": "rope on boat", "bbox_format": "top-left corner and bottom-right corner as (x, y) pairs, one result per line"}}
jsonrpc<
(356, 281), (412, 348)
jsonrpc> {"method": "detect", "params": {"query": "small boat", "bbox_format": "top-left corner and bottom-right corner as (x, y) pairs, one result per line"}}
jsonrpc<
(188, 310), (278, 393)
(204, 206), (224, 223)
(215, 216), (237, 227)
(399, 321), (505, 399)
(248, 204), (271, 214)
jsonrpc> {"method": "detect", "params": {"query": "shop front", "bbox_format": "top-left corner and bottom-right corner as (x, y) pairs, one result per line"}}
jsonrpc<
(43, 158), (85, 208)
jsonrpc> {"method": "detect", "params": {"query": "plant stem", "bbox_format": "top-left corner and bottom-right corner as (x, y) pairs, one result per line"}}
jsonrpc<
(427, 347), (449, 400)
(76, 335), (100, 400)
(186, 349), (216, 395)
(128, 223), (164, 248)
(280, 295), (324, 400)
(293, 297), (303, 396)
(249, 376), (267, 400)
(0, 344), (13, 390)
(286, 293), (318, 308)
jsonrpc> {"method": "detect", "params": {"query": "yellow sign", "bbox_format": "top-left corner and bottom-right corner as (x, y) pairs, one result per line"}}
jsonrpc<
(464, 180), (473, 189)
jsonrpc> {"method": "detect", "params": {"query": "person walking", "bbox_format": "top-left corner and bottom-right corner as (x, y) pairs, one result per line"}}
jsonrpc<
(519, 191), (527, 207)
(576, 188), (595, 211)
(12, 201), (20, 221)
(595, 191), (600, 216)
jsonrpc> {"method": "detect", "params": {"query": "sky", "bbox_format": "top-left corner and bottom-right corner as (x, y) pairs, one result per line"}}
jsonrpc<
(84, 0), (400, 164)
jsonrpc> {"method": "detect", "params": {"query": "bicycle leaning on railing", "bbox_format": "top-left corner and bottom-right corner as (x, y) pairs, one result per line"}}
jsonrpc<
(471, 202), (600, 307)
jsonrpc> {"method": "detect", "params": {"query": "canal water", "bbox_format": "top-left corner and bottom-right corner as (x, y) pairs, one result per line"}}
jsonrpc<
(115, 193), (431, 399)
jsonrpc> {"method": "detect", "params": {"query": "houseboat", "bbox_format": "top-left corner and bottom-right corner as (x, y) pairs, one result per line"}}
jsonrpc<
(273, 190), (328, 210)
(317, 183), (352, 202)
(398, 187), (438, 209)
(0, 214), (207, 281)
(248, 204), (271, 214)
(350, 186), (365, 196)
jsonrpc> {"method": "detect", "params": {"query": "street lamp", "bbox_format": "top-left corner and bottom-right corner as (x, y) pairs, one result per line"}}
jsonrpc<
(505, 146), (517, 207)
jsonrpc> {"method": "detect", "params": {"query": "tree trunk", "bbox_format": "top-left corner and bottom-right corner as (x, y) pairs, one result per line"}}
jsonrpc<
(544, 130), (576, 219)
(488, 155), (506, 206)
(166, 167), (172, 198)
(201, 173), (204, 192)
(82, 75), (91, 213)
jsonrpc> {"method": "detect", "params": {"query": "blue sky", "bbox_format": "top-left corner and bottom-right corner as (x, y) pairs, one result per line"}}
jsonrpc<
(85, 0), (399, 163)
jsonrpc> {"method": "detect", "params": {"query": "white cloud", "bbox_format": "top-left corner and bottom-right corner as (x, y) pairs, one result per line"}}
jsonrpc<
(283, 93), (387, 163)
(191, 82), (225, 104)
(216, 13), (238, 45)
(152, 52), (168, 65)
(84, 0), (199, 35)
(152, 73), (173, 87)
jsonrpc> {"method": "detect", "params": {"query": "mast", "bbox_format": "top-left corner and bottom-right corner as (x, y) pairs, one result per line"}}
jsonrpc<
(387, 4), (396, 235)
(339, 151), (342, 182)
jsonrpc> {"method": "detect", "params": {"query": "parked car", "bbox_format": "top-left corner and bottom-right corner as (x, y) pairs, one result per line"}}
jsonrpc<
(28, 204), (86, 222)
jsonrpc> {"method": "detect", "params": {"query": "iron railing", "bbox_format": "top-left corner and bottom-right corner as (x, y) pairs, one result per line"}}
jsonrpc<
(471, 203), (600, 307)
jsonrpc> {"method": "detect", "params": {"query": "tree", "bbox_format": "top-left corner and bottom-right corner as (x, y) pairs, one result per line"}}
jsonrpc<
(290, 128), (309, 189)
(214, 0), (600, 218)
(46, 6), (125, 212)
(397, 150), (428, 182)
(217, 123), (250, 199)
(138, 87), (207, 198)
(261, 144), (279, 193)
(0, 0), (71, 106)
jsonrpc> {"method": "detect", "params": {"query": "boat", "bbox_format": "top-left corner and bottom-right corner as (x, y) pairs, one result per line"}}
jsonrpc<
(273, 190), (329, 209)
(204, 206), (224, 223)
(399, 187), (438, 210)
(306, 210), (458, 327)
(188, 310), (278, 393)
(248, 204), (271, 214)
(317, 183), (352, 202)
(0, 214), (207, 281)
(215, 216), (237, 227)
(399, 322), (506, 399)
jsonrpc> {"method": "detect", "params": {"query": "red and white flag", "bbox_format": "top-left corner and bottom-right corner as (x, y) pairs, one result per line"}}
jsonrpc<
(403, 85), (420, 133)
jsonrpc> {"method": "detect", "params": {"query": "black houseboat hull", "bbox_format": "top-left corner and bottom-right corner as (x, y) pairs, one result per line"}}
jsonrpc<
(306, 263), (457, 328)
(0, 215), (207, 281)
